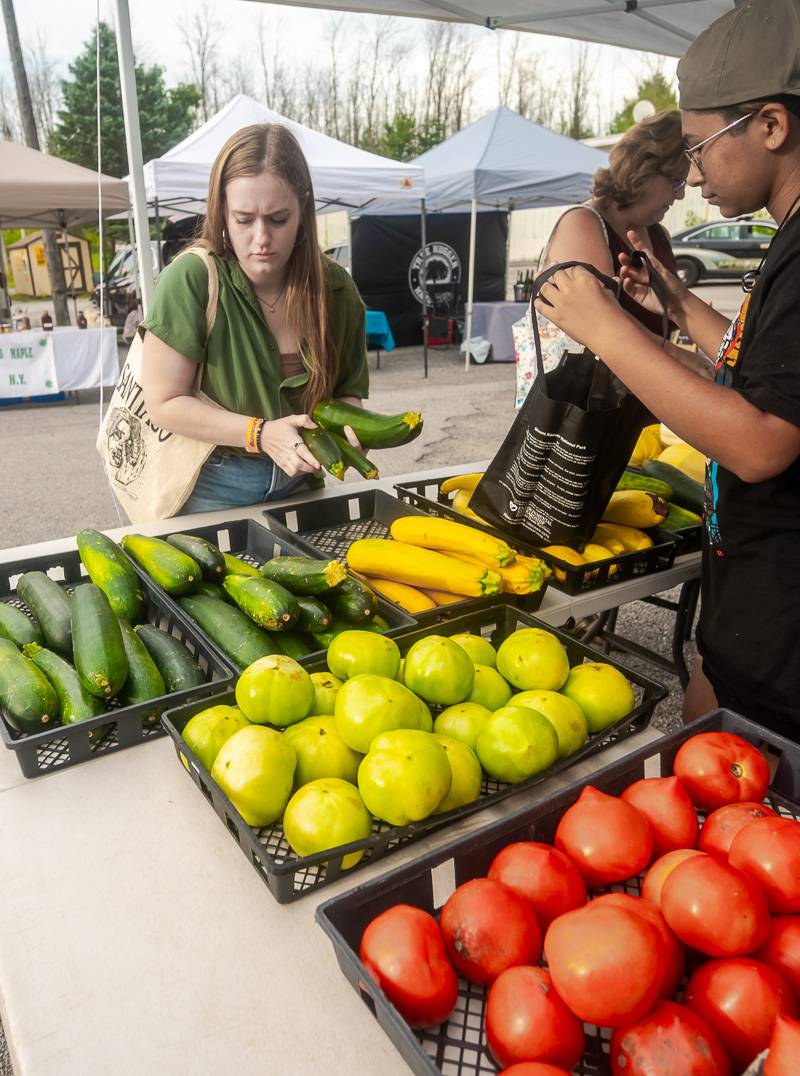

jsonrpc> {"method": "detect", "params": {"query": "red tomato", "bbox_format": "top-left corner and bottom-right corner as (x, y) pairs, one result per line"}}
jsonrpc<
(754, 915), (800, 995)
(359, 904), (458, 1028)
(684, 957), (798, 1072)
(501, 1065), (572, 1076)
(590, 892), (685, 998)
(661, 853), (770, 956)
(610, 1000), (731, 1076)
(621, 775), (699, 856)
(699, 801), (777, 857)
(729, 816), (800, 913)
(487, 842), (586, 929)
(543, 903), (664, 1028)
(641, 848), (707, 908)
(554, 785), (653, 887)
(673, 731), (769, 811)
(765, 1013), (800, 1076)
(439, 878), (541, 985)
(485, 966), (584, 1070)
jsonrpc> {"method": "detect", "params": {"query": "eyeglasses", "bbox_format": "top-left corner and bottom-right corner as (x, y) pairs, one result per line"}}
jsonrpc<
(684, 112), (755, 175)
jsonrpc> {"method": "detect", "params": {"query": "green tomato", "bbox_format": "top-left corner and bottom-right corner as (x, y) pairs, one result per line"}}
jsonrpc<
(476, 704), (559, 784)
(509, 689), (588, 758)
(358, 729), (452, 826)
(283, 715), (362, 787)
(211, 725), (296, 826)
(403, 635), (474, 706)
(433, 734), (483, 813)
(450, 632), (497, 668)
(334, 673), (424, 754)
(560, 662), (635, 733)
(309, 671), (343, 716)
(282, 777), (373, 869)
(235, 654), (315, 727)
(416, 697), (433, 732)
(433, 702), (492, 751)
(182, 704), (250, 772)
(327, 630), (401, 680)
(496, 628), (570, 691)
(467, 664), (512, 710)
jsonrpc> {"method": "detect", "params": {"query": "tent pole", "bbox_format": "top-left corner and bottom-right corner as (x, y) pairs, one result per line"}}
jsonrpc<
(112, 0), (154, 314)
(0, 227), (11, 321)
(154, 197), (163, 271)
(421, 198), (428, 379)
(464, 197), (477, 371)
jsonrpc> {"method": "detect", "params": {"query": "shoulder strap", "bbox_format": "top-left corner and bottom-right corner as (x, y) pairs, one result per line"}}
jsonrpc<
(179, 246), (220, 337)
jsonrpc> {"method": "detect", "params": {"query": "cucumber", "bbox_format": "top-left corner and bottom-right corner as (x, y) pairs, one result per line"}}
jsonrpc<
(77, 528), (147, 623)
(0, 637), (59, 733)
(615, 470), (673, 499)
(22, 643), (104, 724)
(328, 430), (379, 480)
(17, 571), (73, 659)
(177, 594), (281, 669)
(312, 399), (423, 450)
(222, 552), (261, 577)
(260, 556), (346, 596)
(0, 603), (43, 648)
(117, 620), (165, 719)
(661, 502), (703, 532)
(642, 460), (705, 514)
(120, 534), (199, 595)
(221, 575), (299, 631)
(301, 427), (345, 481)
(166, 533), (225, 581)
(326, 577), (378, 623)
(269, 629), (316, 659)
(71, 584), (129, 698)
(295, 596), (332, 634)
(134, 624), (206, 693)
(194, 582), (229, 601)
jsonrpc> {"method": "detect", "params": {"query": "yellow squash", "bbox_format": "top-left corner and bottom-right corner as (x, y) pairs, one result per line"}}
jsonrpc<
(628, 424), (663, 468)
(440, 472), (484, 496)
(593, 522), (654, 552)
(582, 543), (618, 578)
(347, 538), (502, 597)
(657, 443), (706, 484)
(448, 552), (548, 595)
(602, 491), (668, 529)
(541, 544), (585, 584)
(390, 516), (515, 568)
(420, 588), (463, 606)
(364, 577), (437, 614)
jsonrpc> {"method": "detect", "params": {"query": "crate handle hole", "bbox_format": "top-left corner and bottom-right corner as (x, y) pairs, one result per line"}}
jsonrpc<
(217, 531), (232, 553)
(358, 983), (377, 1018)
(225, 813), (241, 844)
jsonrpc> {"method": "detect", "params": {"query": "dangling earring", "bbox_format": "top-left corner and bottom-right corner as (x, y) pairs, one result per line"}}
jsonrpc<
(222, 226), (230, 250)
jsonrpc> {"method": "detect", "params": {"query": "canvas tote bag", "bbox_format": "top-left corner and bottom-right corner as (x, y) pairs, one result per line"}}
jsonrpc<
(97, 247), (221, 523)
(471, 255), (669, 547)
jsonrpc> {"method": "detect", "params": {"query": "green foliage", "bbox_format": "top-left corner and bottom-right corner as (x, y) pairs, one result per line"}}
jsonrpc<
(49, 22), (200, 177)
(609, 72), (678, 134)
(366, 111), (445, 162)
(682, 209), (703, 228)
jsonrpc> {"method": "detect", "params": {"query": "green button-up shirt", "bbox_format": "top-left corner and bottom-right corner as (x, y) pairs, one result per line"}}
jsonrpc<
(141, 250), (369, 435)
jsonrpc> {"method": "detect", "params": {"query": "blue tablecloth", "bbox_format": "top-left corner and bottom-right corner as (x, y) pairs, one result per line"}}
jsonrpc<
(365, 310), (395, 352)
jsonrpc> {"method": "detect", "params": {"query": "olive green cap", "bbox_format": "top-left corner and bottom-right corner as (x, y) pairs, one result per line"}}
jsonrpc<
(678, 0), (800, 110)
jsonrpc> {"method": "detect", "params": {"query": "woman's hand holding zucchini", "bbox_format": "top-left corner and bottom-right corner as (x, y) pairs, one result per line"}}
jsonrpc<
(259, 413), (321, 477)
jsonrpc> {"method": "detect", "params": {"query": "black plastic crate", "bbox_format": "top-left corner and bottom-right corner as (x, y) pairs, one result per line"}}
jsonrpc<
(0, 548), (234, 779)
(395, 477), (678, 596)
(162, 602), (666, 904)
(316, 709), (800, 1076)
(263, 490), (548, 622)
(662, 523), (703, 556)
(121, 518), (415, 671)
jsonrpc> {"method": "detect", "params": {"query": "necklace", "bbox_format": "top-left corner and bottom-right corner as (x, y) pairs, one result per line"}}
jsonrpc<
(257, 286), (287, 314)
(742, 190), (800, 293)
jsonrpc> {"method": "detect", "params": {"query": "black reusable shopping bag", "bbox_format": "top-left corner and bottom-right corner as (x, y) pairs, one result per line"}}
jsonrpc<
(470, 257), (669, 547)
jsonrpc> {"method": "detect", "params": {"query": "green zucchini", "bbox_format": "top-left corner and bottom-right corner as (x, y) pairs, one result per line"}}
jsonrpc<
(120, 534), (199, 595)
(221, 575), (299, 630)
(16, 571), (73, 659)
(134, 624), (206, 693)
(71, 584), (129, 698)
(0, 637), (59, 733)
(269, 629), (316, 659)
(22, 643), (104, 724)
(0, 603), (43, 648)
(326, 577), (378, 623)
(222, 552), (261, 577)
(295, 596), (332, 634)
(177, 594), (281, 669)
(328, 431), (379, 480)
(661, 502), (703, 531)
(117, 620), (165, 720)
(642, 460), (705, 514)
(615, 470), (673, 499)
(260, 556), (346, 596)
(194, 582), (229, 601)
(313, 399), (423, 450)
(76, 528), (147, 623)
(310, 620), (352, 649)
(301, 427), (345, 481)
(361, 613), (390, 634)
(167, 533), (225, 581)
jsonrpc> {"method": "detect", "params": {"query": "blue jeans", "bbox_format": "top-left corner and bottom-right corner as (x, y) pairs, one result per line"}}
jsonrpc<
(181, 450), (310, 514)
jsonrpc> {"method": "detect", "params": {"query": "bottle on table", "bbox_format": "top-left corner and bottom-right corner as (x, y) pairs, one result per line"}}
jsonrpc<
(76, 310), (88, 329)
(41, 311), (53, 331)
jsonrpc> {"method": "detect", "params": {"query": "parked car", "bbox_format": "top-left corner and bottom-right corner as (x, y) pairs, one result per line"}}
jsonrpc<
(670, 216), (777, 286)
(93, 242), (161, 326)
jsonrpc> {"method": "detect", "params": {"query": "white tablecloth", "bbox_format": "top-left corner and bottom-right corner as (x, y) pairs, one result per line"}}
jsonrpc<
(0, 326), (118, 393)
(470, 301), (528, 363)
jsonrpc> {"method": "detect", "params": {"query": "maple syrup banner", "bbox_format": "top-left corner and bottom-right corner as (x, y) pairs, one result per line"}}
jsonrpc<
(351, 211), (507, 348)
(470, 260), (653, 547)
(0, 331), (58, 398)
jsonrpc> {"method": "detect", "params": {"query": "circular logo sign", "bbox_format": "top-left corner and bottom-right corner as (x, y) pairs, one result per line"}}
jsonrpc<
(408, 242), (462, 306)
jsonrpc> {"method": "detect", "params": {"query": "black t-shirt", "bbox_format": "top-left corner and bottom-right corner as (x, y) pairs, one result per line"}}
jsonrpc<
(697, 209), (800, 724)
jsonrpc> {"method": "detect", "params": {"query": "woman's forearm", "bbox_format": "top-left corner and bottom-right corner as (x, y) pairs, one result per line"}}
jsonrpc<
(148, 394), (250, 449)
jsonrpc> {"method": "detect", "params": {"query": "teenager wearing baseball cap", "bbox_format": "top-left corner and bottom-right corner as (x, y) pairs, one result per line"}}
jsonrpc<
(535, 0), (800, 735)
